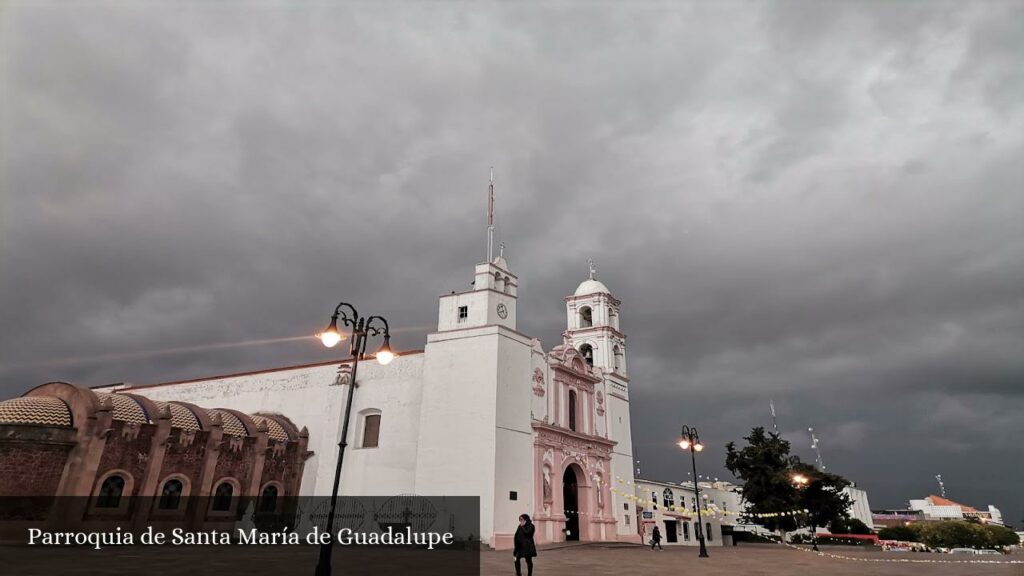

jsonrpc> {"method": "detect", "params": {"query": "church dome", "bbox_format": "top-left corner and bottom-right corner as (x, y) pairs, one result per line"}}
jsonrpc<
(574, 278), (611, 296)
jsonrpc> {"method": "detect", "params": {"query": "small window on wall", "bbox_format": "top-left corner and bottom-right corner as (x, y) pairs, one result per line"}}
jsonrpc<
(625, 514), (630, 526)
(260, 485), (279, 513)
(683, 522), (690, 541)
(362, 413), (381, 448)
(623, 503), (629, 511)
(96, 475), (125, 508)
(158, 479), (184, 510)
(212, 482), (234, 511)
(457, 306), (468, 321)
(509, 491), (518, 501)
(706, 522), (713, 542)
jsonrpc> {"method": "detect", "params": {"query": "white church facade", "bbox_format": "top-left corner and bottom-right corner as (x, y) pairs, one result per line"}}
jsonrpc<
(99, 255), (640, 548)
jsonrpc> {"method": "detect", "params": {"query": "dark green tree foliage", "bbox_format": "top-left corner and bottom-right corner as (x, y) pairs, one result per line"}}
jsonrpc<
(829, 518), (850, 534)
(984, 524), (1020, 547)
(846, 518), (872, 535)
(918, 521), (991, 548)
(789, 460), (853, 535)
(726, 427), (853, 534)
(725, 427), (800, 532)
(879, 521), (1018, 548)
(878, 525), (921, 542)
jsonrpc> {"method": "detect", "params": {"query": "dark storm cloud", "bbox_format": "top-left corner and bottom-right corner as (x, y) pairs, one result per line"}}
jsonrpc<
(2, 1), (1022, 522)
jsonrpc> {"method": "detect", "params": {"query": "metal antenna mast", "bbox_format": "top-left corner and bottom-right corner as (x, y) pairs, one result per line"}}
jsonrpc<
(808, 427), (825, 471)
(770, 399), (779, 434)
(487, 167), (495, 261)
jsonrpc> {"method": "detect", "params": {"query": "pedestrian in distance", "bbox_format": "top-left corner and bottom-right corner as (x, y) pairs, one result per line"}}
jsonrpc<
(514, 513), (537, 576)
(650, 525), (663, 550)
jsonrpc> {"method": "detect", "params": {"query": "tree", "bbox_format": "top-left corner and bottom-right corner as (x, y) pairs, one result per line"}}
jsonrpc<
(984, 524), (1020, 547)
(790, 460), (854, 543)
(831, 517), (870, 534)
(878, 525), (920, 542)
(725, 427), (800, 532)
(726, 427), (855, 548)
(829, 518), (850, 534)
(846, 518), (872, 535)
(917, 521), (990, 549)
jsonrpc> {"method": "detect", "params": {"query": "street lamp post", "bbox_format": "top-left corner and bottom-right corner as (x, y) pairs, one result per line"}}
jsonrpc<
(790, 472), (818, 552)
(314, 302), (394, 576)
(678, 425), (708, 558)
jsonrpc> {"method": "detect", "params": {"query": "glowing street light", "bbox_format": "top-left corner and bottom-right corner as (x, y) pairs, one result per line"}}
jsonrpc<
(315, 302), (395, 576)
(679, 425), (709, 558)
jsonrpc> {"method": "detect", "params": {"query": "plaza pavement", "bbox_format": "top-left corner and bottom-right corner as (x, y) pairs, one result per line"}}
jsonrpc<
(0, 542), (1019, 575)
(481, 543), (1024, 576)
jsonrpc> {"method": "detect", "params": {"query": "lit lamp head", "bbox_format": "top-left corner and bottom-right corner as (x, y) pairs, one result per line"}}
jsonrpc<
(693, 441), (704, 452)
(375, 335), (395, 365)
(678, 439), (691, 450)
(319, 315), (345, 348)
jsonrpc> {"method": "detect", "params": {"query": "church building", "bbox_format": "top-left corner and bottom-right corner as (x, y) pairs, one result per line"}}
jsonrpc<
(59, 253), (642, 548)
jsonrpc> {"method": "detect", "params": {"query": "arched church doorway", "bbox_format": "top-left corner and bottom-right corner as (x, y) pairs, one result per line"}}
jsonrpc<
(563, 466), (580, 541)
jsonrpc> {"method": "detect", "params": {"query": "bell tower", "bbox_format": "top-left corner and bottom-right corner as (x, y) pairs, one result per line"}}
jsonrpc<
(564, 259), (626, 376)
(564, 259), (636, 541)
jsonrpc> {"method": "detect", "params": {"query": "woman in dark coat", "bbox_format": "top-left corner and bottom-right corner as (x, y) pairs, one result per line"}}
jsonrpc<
(513, 513), (537, 576)
(650, 525), (663, 550)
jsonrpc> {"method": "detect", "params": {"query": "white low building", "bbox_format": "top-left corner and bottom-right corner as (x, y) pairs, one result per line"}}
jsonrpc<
(909, 495), (1004, 525)
(97, 252), (640, 549)
(628, 479), (746, 546)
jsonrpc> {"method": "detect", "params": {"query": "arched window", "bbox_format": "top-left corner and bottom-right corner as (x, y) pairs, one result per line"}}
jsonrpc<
(569, 387), (577, 428)
(260, 485), (279, 513)
(579, 307), (593, 328)
(96, 475), (125, 508)
(706, 522), (713, 542)
(613, 346), (623, 371)
(663, 488), (674, 508)
(362, 411), (381, 448)
(579, 344), (594, 366)
(158, 479), (184, 510)
(568, 390), (577, 431)
(212, 482), (234, 511)
(504, 276), (512, 294)
(494, 272), (504, 292)
(695, 522), (702, 540)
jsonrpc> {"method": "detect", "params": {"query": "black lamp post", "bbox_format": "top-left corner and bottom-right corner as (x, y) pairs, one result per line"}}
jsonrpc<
(791, 472), (818, 552)
(679, 425), (709, 558)
(314, 302), (394, 576)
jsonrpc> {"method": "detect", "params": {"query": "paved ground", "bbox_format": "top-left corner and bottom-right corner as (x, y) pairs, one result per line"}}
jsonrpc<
(481, 543), (1024, 576)
(1, 542), (1020, 575)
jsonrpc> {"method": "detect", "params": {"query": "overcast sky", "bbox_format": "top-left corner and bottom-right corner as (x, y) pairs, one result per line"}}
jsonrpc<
(2, 1), (1022, 522)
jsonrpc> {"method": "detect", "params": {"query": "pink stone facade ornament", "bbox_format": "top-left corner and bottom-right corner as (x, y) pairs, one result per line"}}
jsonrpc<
(532, 368), (545, 396)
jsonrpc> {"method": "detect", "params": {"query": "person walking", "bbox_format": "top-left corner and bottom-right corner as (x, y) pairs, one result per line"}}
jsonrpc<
(650, 525), (663, 550)
(513, 513), (537, 576)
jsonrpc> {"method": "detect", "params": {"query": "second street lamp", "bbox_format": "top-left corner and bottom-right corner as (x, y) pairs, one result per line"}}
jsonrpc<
(791, 472), (818, 552)
(679, 425), (709, 558)
(314, 301), (394, 576)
